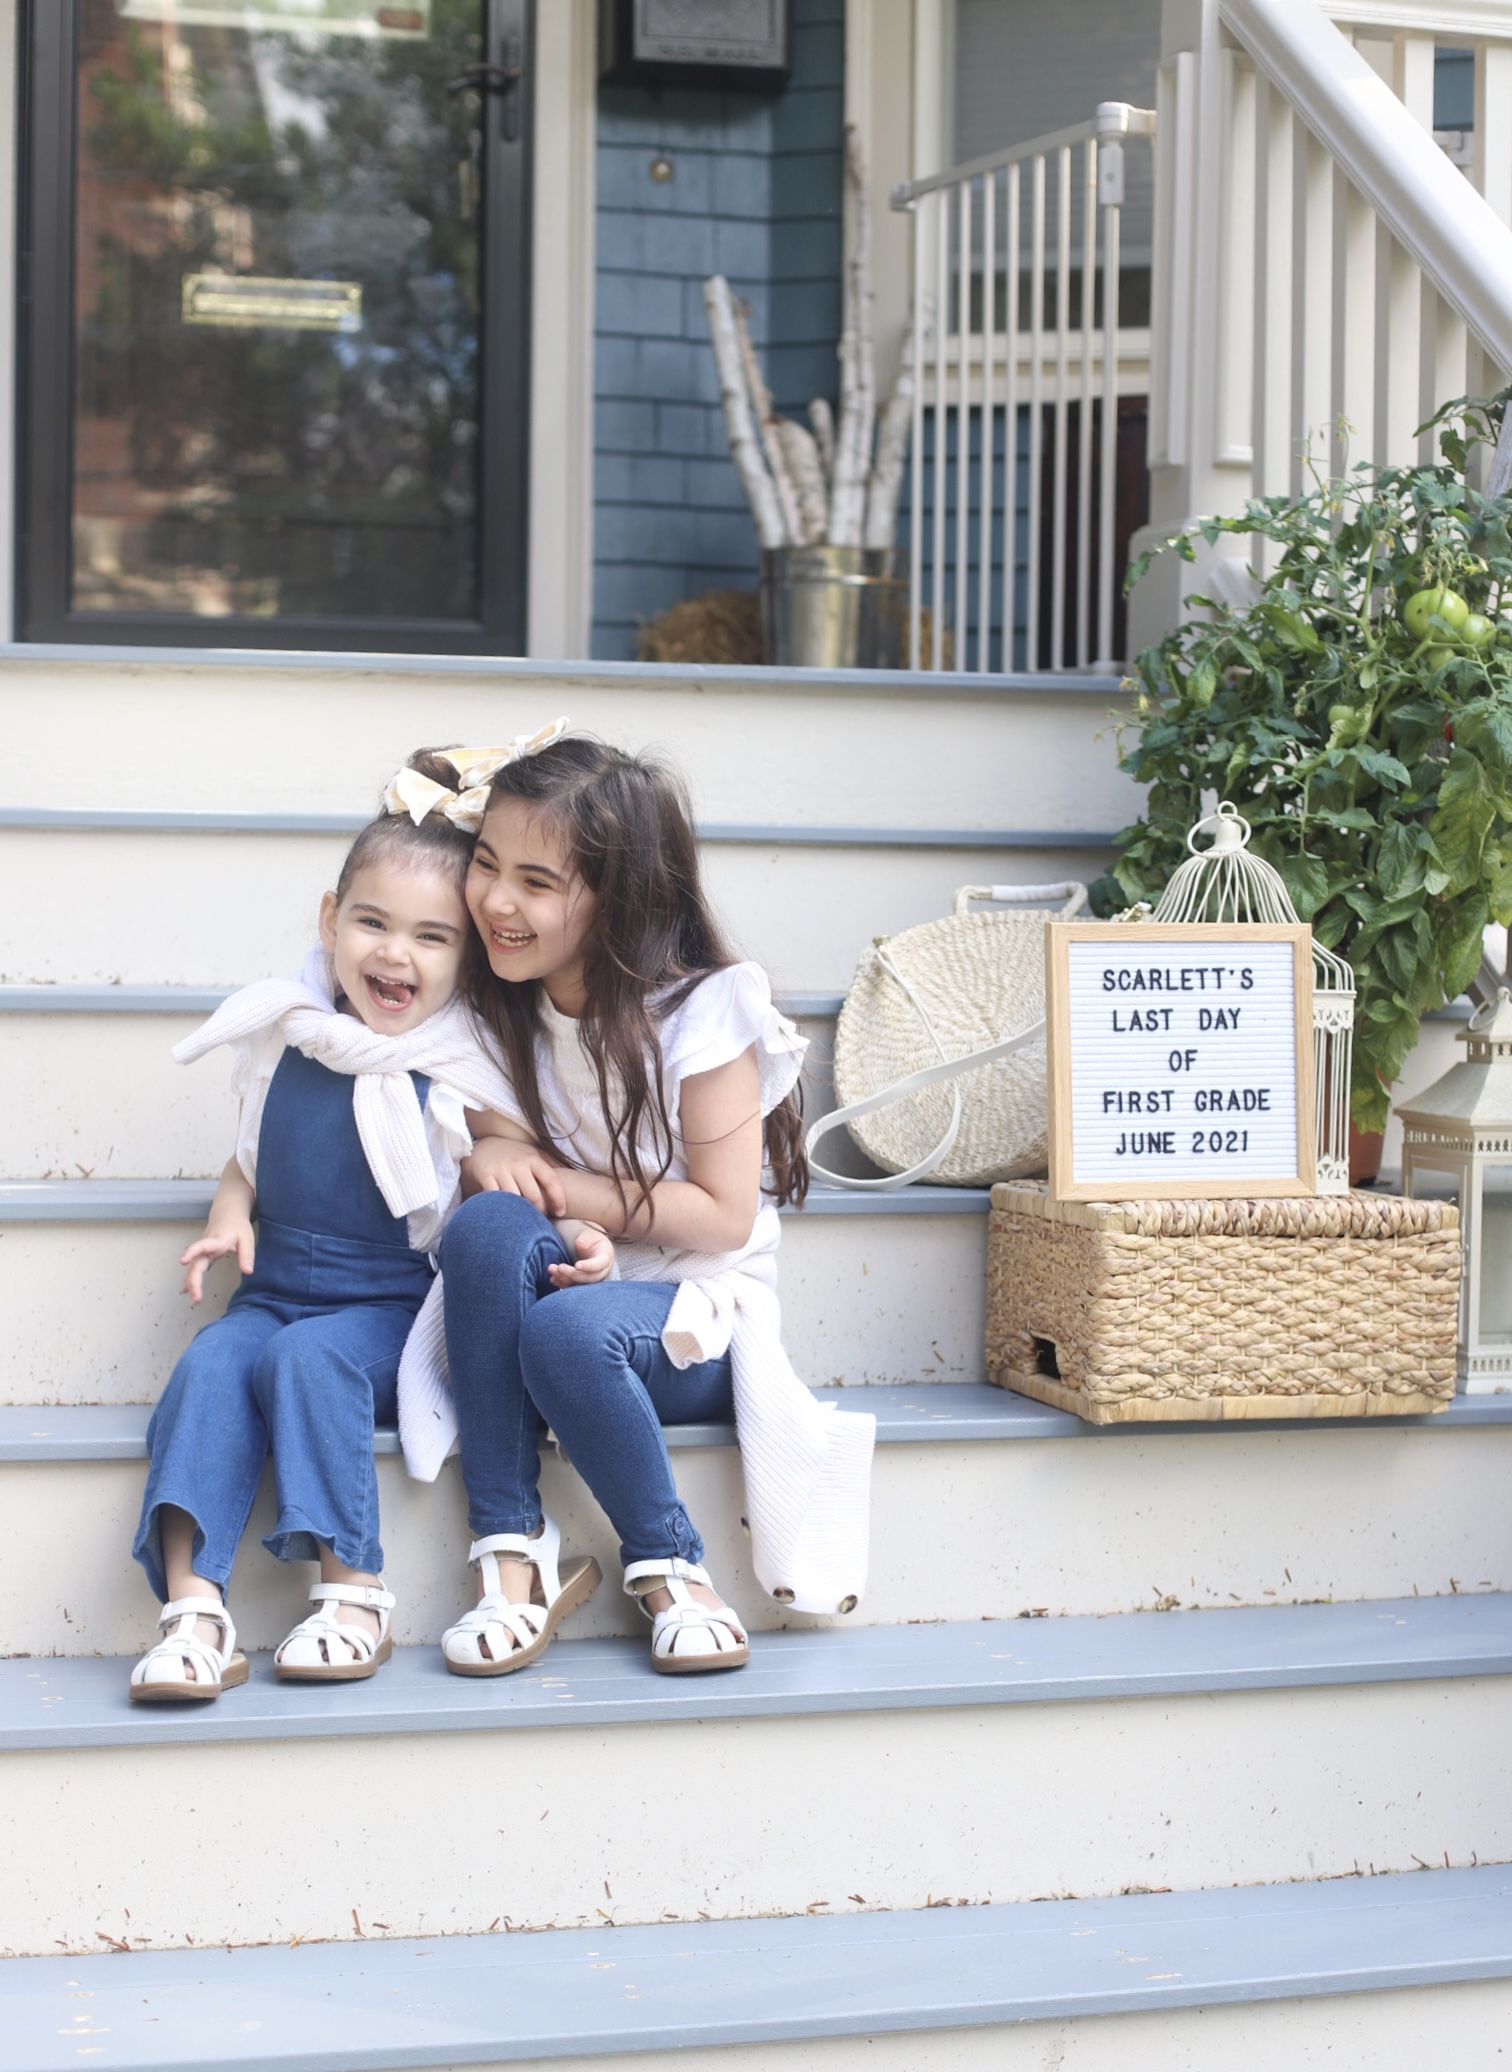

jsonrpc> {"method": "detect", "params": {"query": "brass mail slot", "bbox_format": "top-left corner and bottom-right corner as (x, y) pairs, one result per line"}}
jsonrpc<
(120, 2), (430, 36)
(182, 275), (363, 333)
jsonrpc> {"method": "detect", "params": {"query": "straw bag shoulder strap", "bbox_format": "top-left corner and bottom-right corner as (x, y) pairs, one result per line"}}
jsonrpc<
(806, 882), (1086, 1192)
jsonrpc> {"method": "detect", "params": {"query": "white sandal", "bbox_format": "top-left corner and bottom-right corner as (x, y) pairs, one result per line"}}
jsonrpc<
(441, 1517), (600, 1678)
(274, 1581), (395, 1683)
(623, 1557), (750, 1675)
(129, 1595), (249, 1703)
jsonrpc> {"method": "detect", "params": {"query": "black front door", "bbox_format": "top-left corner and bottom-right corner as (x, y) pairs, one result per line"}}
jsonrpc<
(19, 0), (532, 651)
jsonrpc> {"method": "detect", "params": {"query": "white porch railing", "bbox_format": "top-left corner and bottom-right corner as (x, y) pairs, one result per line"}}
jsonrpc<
(1188, 0), (1512, 514)
(890, 103), (1155, 676)
(897, 2), (1512, 677)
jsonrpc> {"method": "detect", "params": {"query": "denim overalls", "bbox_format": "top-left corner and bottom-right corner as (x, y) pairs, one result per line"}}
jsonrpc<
(133, 1047), (434, 1600)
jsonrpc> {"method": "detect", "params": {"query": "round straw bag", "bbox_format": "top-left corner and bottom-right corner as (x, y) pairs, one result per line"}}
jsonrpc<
(807, 882), (1087, 1189)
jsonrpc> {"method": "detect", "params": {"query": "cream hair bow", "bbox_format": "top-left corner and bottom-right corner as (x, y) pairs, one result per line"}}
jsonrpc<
(382, 718), (570, 834)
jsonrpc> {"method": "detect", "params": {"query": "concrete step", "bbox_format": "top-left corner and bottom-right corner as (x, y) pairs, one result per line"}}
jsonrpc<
(0, 1600), (1508, 1953)
(6, 1865), (1512, 2070)
(0, 817), (1112, 992)
(0, 649), (1137, 830)
(0, 1181), (990, 1405)
(3, 1389), (1511, 1655)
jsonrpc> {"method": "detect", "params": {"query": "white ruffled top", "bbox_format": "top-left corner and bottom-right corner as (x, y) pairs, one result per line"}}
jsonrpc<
(530, 963), (806, 1274)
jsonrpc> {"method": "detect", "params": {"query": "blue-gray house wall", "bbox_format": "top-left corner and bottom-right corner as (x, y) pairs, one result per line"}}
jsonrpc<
(591, 0), (844, 660)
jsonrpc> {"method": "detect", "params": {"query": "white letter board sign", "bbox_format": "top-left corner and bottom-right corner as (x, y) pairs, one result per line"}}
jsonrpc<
(1046, 923), (1316, 1200)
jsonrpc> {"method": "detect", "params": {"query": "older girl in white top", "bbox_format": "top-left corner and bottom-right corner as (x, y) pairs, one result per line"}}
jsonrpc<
(425, 731), (874, 1677)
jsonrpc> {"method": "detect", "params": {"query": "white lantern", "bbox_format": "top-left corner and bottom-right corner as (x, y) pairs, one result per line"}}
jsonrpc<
(1398, 987), (1512, 1392)
(1149, 803), (1356, 1193)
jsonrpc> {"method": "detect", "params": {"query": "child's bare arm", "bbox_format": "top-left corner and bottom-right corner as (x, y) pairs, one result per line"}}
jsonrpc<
(463, 1107), (568, 1214)
(181, 1156), (256, 1305)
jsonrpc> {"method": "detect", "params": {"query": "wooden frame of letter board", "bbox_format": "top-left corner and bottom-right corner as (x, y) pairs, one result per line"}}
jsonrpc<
(1045, 922), (1316, 1201)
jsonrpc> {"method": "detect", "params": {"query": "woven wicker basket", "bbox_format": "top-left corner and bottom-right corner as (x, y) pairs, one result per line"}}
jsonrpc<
(986, 1182), (1461, 1422)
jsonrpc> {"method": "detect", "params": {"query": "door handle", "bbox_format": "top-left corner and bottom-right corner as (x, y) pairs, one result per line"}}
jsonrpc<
(445, 37), (524, 140)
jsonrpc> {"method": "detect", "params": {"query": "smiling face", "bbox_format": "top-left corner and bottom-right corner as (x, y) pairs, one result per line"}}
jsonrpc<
(466, 796), (598, 1014)
(318, 857), (468, 1035)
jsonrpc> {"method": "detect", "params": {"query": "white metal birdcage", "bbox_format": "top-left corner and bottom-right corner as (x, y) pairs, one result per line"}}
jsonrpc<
(1151, 802), (1355, 1194)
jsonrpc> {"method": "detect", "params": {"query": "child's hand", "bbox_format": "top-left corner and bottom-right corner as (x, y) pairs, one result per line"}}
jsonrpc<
(547, 1220), (615, 1288)
(180, 1218), (255, 1305)
(464, 1135), (568, 1217)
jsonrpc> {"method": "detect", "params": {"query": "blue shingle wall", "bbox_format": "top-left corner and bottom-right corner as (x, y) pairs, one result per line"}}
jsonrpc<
(592, 1), (844, 659)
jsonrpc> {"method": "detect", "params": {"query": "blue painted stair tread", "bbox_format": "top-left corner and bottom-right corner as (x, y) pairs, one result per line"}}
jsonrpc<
(6, 1384), (1511, 1465)
(0, 1179), (993, 1221)
(5, 1865), (1511, 2069)
(6, 1594), (1511, 1752)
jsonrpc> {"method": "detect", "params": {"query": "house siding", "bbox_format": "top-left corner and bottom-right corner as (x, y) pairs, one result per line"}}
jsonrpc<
(591, 0), (844, 660)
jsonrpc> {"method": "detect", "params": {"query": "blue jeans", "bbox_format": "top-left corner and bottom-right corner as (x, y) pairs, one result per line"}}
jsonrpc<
(440, 1191), (734, 1567)
(133, 1295), (412, 1601)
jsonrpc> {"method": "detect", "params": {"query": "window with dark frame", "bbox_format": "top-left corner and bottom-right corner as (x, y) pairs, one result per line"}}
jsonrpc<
(18, 0), (533, 653)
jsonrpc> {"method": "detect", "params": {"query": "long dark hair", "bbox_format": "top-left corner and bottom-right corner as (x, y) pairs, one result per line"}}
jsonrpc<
(465, 735), (807, 1218)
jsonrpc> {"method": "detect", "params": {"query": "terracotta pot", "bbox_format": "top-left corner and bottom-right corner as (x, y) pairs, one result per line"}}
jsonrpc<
(1348, 1122), (1385, 1187)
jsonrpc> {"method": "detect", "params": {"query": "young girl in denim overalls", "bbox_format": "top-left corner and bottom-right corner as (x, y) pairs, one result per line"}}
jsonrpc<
(129, 733), (610, 1702)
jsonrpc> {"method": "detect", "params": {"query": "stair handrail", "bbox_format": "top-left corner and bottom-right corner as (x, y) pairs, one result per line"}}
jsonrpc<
(1220, 0), (1512, 367)
(889, 104), (1155, 210)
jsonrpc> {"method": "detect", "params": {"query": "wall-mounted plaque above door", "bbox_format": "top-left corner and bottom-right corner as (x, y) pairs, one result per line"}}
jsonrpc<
(1045, 922), (1316, 1201)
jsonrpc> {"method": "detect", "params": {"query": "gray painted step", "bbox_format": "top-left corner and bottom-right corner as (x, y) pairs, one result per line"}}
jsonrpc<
(0, 806), (1117, 847)
(5, 1387), (1510, 1463)
(0, 640), (1124, 696)
(0, 1387), (1053, 1459)
(0, 985), (849, 1018)
(3, 1864), (1510, 2067)
(0, 1179), (991, 1222)
(6, 1594), (1510, 1753)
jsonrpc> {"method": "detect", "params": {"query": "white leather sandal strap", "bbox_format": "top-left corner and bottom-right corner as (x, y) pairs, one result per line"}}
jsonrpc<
(442, 1595), (548, 1661)
(622, 1556), (711, 1595)
(469, 1518), (563, 1605)
(307, 1582), (395, 1612)
(652, 1601), (748, 1656)
(160, 1593), (231, 1627)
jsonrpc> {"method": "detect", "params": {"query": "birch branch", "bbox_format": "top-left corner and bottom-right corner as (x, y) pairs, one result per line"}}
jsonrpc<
(808, 397), (836, 486)
(828, 122), (876, 547)
(863, 332), (914, 550)
(702, 274), (790, 550)
(776, 417), (830, 543)
(732, 299), (805, 548)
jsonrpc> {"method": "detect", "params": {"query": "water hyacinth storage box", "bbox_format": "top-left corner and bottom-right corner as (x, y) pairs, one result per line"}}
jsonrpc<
(986, 1183), (1461, 1422)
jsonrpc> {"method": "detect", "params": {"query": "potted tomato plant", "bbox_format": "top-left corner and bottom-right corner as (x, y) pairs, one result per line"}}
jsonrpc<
(1096, 392), (1512, 1139)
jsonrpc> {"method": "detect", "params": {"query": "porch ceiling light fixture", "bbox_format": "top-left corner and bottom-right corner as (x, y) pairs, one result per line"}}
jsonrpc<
(1398, 987), (1512, 1393)
(599, 0), (792, 92)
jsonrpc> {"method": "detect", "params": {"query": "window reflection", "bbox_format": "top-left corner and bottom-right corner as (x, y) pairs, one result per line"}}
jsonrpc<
(73, 0), (483, 623)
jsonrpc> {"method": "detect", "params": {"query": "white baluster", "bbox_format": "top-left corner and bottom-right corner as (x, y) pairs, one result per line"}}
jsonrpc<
(1252, 82), (1294, 516)
(1051, 145), (1072, 673)
(908, 198), (924, 670)
(1026, 152), (1046, 673)
(1290, 123), (1332, 494)
(932, 187), (949, 666)
(955, 177), (971, 669)
(1004, 162), (1020, 670)
(977, 168), (997, 674)
(1076, 136), (1095, 671)
(1332, 174), (1375, 478)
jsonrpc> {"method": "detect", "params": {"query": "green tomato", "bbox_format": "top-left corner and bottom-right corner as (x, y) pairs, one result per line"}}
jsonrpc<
(1460, 612), (1498, 650)
(1404, 587), (1470, 637)
(1421, 643), (1456, 670)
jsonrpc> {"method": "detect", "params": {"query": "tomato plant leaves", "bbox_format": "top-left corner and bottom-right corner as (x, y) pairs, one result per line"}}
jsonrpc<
(1109, 386), (1512, 1124)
